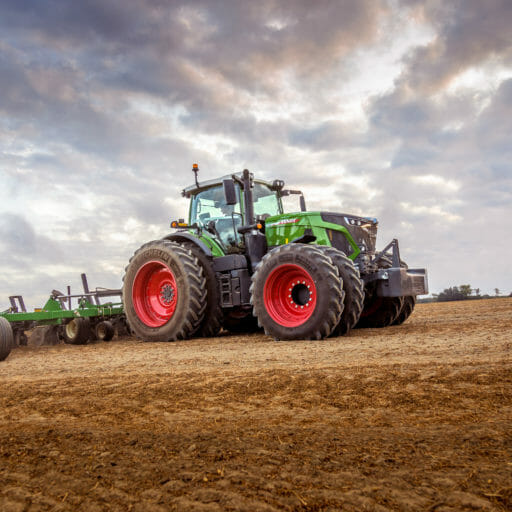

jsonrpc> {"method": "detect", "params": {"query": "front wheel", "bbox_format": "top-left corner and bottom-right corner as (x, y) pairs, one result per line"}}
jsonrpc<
(355, 294), (403, 328)
(316, 246), (364, 336)
(392, 296), (416, 325)
(251, 244), (344, 340)
(355, 255), (404, 329)
(123, 240), (207, 342)
(178, 241), (223, 337)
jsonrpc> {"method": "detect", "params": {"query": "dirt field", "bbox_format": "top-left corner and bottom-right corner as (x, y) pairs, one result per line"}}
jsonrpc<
(1, 299), (511, 511)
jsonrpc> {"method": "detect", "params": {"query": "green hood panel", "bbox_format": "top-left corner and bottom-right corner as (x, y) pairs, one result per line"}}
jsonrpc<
(264, 212), (360, 260)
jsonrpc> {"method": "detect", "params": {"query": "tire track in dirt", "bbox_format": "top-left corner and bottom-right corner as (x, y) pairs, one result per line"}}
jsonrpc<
(1, 299), (511, 511)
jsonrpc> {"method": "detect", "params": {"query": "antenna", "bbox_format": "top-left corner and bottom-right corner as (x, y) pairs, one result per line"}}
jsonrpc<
(192, 163), (200, 187)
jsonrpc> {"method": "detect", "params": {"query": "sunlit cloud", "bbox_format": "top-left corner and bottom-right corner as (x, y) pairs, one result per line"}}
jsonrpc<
(0, 0), (511, 307)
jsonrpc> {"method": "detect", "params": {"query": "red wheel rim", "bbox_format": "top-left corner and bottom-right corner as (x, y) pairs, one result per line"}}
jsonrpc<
(263, 264), (317, 327)
(132, 260), (178, 327)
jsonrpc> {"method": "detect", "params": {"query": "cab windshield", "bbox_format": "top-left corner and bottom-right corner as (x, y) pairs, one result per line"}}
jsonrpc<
(190, 185), (243, 248)
(252, 183), (281, 218)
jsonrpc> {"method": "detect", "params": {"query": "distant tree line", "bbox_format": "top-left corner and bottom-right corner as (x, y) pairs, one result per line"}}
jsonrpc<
(419, 285), (512, 303)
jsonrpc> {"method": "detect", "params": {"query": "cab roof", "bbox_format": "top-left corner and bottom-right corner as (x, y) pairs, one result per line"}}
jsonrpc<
(181, 172), (276, 198)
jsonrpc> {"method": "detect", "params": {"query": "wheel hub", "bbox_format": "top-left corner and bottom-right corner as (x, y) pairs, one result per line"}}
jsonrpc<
(66, 320), (78, 338)
(290, 282), (312, 307)
(160, 284), (175, 304)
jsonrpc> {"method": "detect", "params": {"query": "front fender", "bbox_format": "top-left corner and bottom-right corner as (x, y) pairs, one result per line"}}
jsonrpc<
(162, 232), (213, 257)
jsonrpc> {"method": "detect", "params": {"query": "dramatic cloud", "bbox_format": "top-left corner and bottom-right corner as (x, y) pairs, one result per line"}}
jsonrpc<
(399, 0), (512, 93)
(0, 0), (511, 308)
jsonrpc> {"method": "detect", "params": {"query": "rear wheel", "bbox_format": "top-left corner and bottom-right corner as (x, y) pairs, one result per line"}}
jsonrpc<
(392, 295), (416, 325)
(316, 246), (364, 336)
(355, 255), (404, 329)
(251, 244), (344, 340)
(0, 317), (13, 361)
(63, 318), (90, 344)
(355, 294), (403, 328)
(391, 259), (417, 325)
(123, 240), (207, 342)
(178, 241), (223, 337)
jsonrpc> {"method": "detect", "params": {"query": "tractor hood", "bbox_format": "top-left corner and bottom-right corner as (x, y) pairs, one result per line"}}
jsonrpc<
(264, 211), (378, 259)
(320, 212), (378, 256)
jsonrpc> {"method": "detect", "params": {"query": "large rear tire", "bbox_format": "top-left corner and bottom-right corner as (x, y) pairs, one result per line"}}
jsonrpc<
(0, 317), (13, 361)
(251, 244), (344, 340)
(178, 241), (223, 338)
(316, 246), (364, 336)
(123, 240), (207, 342)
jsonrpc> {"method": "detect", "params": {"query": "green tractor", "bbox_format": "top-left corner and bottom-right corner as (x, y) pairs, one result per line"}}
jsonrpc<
(123, 166), (428, 341)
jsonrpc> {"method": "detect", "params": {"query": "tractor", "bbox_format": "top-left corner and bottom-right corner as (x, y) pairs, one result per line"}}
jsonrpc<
(122, 166), (428, 341)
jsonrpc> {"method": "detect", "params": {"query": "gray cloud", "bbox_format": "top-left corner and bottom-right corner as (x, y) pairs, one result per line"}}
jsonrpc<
(0, 0), (511, 308)
(398, 0), (512, 93)
(0, 213), (65, 296)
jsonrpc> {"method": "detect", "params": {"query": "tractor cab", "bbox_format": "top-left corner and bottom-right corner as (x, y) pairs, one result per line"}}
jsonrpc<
(190, 183), (243, 248)
(183, 172), (283, 254)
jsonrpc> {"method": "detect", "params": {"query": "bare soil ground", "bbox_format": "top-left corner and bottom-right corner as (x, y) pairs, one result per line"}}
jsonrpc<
(1, 299), (511, 511)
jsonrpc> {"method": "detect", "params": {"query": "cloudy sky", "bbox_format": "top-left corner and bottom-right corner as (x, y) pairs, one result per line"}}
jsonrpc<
(1, 0), (511, 309)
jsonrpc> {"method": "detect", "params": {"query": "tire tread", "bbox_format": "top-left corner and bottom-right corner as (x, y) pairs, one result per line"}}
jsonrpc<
(250, 244), (344, 340)
(123, 240), (207, 341)
(0, 317), (13, 361)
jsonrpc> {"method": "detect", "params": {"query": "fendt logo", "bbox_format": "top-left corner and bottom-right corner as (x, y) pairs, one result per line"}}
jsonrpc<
(266, 218), (300, 228)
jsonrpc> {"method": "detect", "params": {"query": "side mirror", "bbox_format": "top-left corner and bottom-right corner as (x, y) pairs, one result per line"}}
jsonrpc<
(223, 179), (237, 205)
(280, 189), (306, 211)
